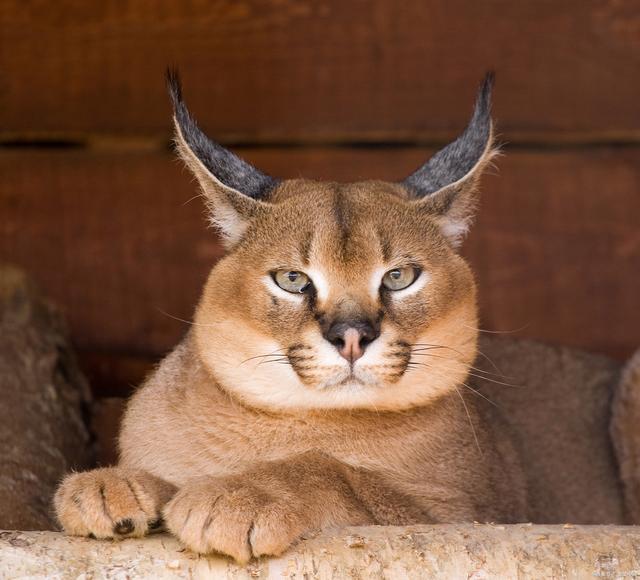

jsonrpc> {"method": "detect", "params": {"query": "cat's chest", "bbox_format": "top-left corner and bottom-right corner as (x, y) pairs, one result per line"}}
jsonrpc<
(186, 405), (433, 477)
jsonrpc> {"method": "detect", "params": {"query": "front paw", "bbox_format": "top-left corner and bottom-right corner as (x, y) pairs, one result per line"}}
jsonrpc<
(163, 476), (307, 563)
(54, 467), (171, 539)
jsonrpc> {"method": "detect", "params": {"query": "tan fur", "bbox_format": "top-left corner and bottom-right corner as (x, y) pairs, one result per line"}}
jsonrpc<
(54, 96), (637, 562)
(54, 468), (175, 538)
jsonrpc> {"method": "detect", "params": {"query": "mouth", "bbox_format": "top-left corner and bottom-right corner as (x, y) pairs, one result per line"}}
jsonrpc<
(285, 339), (414, 387)
(337, 371), (365, 386)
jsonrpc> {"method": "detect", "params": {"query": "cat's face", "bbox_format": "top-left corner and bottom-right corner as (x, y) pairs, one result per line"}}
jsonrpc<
(194, 179), (478, 411)
(168, 70), (494, 412)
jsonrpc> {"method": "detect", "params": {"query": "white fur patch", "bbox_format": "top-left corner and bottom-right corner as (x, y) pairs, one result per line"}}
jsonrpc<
(355, 331), (387, 365)
(439, 218), (470, 248)
(209, 204), (249, 246)
(369, 267), (386, 298)
(305, 268), (330, 303)
(308, 328), (350, 369)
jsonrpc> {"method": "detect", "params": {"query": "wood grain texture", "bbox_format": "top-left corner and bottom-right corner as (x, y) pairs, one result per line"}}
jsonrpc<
(2, 526), (640, 578)
(2, 146), (639, 397)
(2, 0), (640, 142)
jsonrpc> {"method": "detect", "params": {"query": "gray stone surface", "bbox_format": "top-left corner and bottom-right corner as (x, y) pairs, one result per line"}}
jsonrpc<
(0, 265), (93, 530)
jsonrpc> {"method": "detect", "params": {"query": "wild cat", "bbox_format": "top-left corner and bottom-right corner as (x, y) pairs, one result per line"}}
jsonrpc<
(54, 72), (637, 563)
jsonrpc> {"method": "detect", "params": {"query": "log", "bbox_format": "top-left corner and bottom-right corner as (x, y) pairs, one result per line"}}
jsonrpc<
(0, 266), (93, 530)
(1, 525), (639, 578)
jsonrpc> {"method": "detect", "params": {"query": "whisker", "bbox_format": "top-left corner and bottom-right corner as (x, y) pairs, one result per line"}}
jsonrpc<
(411, 342), (504, 376)
(465, 372), (523, 389)
(460, 381), (500, 408)
(239, 349), (287, 365)
(408, 360), (506, 408)
(453, 385), (482, 454)
(409, 353), (522, 387)
(411, 343), (468, 359)
(156, 308), (218, 328)
(463, 323), (530, 335)
(474, 349), (505, 376)
(258, 357), (290, 366)
(410, 346), (450, 352)
(410, 352), (511, 379)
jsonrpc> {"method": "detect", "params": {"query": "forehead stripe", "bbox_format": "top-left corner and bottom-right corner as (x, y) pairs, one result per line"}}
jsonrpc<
(300, 230), (313, 265)
(377, 228), (393, 262)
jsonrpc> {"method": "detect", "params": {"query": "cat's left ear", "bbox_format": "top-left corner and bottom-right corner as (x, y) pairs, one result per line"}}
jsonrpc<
(167, 69), (278, 248)
(403, 73), (498, 248)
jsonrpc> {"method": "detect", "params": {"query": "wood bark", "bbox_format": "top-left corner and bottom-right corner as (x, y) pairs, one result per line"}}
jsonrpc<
(1, 525), (639, 579)
(0, 266), (93, 530)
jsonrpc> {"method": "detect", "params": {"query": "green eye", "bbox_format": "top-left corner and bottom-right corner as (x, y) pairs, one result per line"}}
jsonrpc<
(273, 270), (311, 293)
(382, 267), (419, 291)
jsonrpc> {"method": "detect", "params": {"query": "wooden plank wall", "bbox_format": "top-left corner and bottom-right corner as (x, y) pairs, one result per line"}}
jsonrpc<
(2, 1), (640, 401)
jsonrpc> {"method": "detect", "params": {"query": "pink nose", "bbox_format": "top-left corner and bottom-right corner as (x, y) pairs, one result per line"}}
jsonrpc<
(339, 328), (365, 363)
(323, 320), (380, 364)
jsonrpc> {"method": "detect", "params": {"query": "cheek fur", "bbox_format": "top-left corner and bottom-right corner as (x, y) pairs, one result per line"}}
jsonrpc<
(193, 247), (479, 412)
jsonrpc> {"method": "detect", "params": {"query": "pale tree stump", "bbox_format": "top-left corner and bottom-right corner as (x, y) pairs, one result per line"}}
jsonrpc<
(0, 265), (93, 530)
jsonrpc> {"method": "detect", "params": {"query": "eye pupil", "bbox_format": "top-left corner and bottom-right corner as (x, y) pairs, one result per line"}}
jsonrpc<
(287, 272), (298, 282)
(390, 270), (401, 280)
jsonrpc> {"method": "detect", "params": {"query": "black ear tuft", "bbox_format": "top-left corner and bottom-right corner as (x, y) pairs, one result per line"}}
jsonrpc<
(166, 67), (183, 106)
(404, 72), (495, 197)
(166, 68), (278, 199)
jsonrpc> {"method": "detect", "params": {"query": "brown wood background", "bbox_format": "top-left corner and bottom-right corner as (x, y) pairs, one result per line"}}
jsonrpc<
(2, 1), (640, 402)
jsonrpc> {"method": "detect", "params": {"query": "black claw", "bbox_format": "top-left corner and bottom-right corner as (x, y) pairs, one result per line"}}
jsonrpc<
(149, 518), (164, 530)
(114, 518), (135, 535)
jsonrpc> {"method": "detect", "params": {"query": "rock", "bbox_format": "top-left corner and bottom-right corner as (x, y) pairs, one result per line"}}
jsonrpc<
(0, 265), (93, 530)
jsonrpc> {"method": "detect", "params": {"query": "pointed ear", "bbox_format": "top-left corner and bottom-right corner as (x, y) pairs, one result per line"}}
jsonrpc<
(403, 73), (498, 248)
(166, 69), (278, 247)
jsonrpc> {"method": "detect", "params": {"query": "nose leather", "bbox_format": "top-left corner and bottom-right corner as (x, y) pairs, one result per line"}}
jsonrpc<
(340, 328), (364, 363)
(323, 319), (380, 364)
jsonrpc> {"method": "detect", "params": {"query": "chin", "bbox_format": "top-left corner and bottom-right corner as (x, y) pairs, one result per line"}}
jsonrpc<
(318, 367), (381, 389)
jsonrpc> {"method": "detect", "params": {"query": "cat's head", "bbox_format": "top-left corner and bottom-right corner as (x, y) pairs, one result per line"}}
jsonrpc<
(168, 71), (496, 412)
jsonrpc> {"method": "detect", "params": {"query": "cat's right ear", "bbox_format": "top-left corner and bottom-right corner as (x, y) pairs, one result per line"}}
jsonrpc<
(402, 73), (497, 249)
(167, 69), (278, 247)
